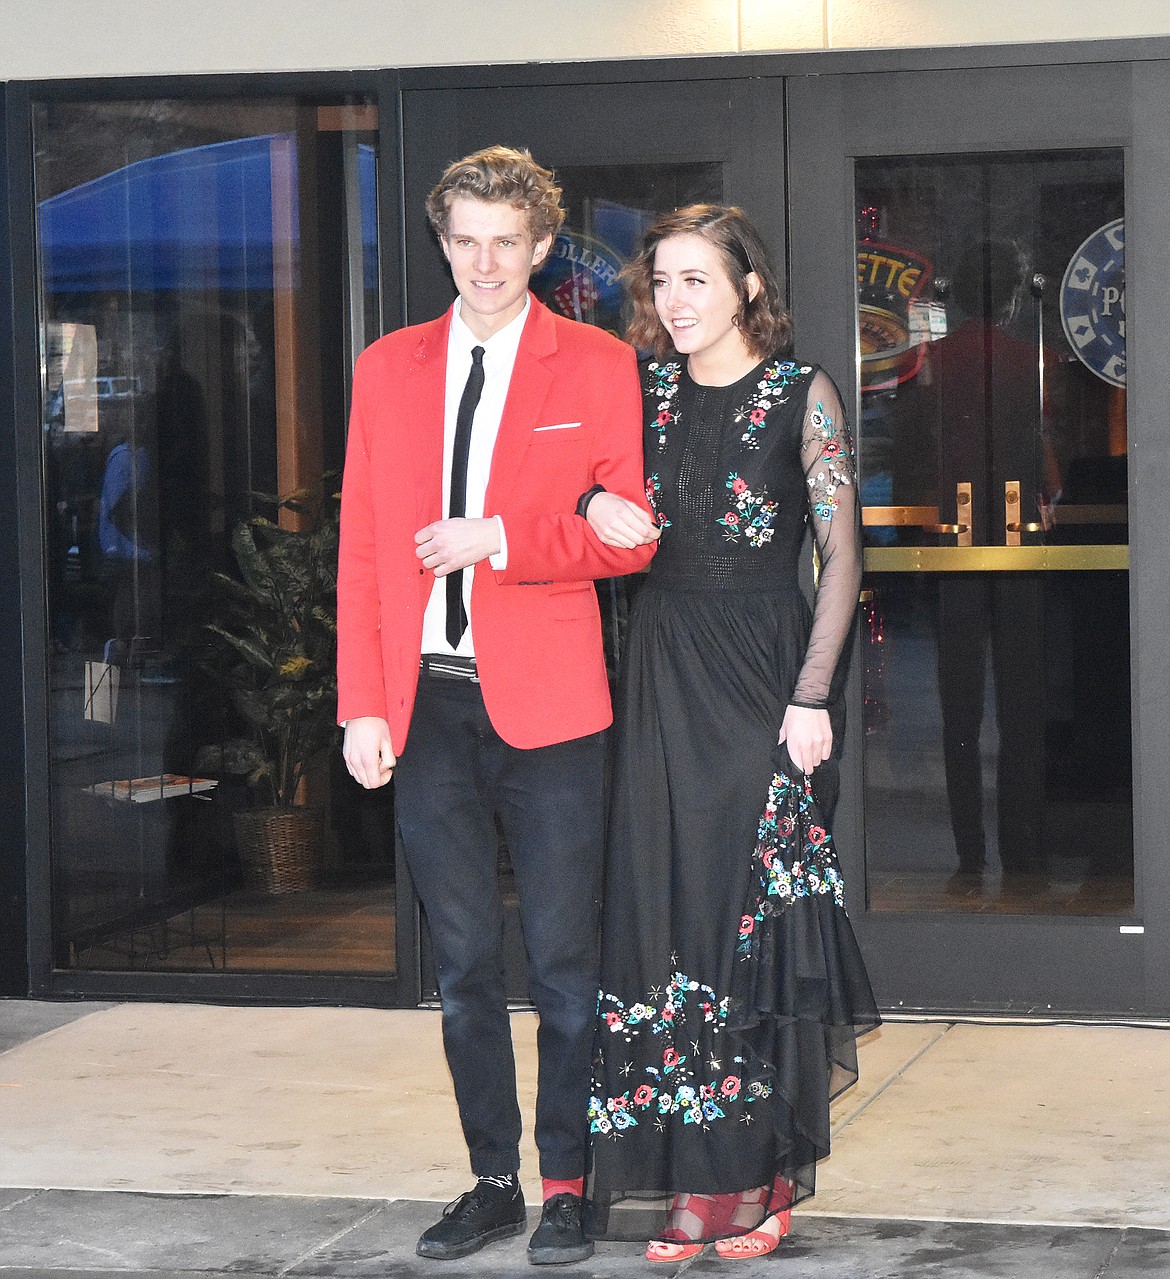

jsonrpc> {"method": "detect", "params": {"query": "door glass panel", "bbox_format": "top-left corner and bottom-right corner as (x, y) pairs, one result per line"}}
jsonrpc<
(37, 96), (392, 974)
(532, 163), (723, 335)
(856, 150), (1132, 916)
(530, 161), (723, 675)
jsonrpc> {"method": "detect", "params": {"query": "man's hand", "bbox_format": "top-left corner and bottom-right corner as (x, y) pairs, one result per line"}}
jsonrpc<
(415, 517), (501, 577)
(778, 704), (832, 776)
(343, 716), (396, 789)
(586, 493), (661, 549)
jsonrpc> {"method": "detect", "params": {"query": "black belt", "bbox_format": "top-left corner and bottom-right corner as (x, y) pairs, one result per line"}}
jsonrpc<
(420, 654), (479, 683)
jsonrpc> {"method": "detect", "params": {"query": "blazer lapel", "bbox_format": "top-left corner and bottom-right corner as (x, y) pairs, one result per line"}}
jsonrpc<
(484, 296), (557, 513)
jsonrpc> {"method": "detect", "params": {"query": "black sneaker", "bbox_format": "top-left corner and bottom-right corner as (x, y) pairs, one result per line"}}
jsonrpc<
(416, 1180), (527, 1260)
(526, 1193), (594, 1265)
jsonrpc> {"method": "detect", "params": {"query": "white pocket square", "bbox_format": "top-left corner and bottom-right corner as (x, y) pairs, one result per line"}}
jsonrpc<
(533, 421), (582, 432)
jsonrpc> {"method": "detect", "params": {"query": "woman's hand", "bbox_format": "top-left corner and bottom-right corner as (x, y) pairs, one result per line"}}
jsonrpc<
(586, 492), (661, 548)
(778, 704), (832, 776)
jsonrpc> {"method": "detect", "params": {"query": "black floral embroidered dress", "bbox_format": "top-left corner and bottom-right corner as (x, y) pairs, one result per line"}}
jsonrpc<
(587, 355), (880, 1242)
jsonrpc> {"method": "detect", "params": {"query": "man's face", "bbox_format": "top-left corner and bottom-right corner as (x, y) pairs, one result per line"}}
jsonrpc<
(440, 195), (552, 341)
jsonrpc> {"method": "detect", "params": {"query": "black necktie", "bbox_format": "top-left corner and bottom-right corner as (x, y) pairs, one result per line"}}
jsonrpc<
(446, 345), (485, 649)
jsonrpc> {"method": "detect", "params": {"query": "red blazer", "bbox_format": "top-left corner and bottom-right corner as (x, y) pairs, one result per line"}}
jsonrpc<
(337, 294), (655, 754)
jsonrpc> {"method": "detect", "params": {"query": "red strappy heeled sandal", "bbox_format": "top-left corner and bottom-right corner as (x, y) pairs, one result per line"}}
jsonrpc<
(713, 1177), (793, 1260)
(646, 1192), (736, 1262)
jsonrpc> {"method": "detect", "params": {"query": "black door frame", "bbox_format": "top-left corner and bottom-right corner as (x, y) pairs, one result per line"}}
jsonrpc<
(786, 58), (1170, 1016)
(0, 87), (32, 998)
(7, 68), (409, 1007)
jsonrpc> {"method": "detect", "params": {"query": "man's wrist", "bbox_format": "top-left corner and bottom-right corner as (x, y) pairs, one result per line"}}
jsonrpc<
(488, 515), (508, 569)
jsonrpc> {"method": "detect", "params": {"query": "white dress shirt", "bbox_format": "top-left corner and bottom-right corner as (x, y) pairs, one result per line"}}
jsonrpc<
(419, 296), (527, 657)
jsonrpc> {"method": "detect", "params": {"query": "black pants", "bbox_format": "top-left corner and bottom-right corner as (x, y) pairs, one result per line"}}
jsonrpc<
(394, 672), (605, 1180)
(937, 575), (1045, 876)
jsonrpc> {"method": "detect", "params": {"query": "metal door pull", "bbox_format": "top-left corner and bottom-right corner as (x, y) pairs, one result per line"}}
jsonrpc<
(956, 481), (973, 547)
(1004, 480), (1040, 545)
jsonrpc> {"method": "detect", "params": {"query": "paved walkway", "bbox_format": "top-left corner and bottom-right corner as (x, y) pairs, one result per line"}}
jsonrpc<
(3, 1000), (1170, 1277)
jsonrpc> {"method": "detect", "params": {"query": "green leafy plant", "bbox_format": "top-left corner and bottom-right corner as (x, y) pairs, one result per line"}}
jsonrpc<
(195, 486), (339, 810)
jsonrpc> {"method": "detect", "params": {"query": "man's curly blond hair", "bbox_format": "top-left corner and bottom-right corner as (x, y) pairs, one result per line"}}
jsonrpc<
(426, 145), (565, 245)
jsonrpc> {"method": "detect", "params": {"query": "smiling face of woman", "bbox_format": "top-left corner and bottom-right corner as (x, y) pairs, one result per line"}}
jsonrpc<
(651, 232), (760, 382)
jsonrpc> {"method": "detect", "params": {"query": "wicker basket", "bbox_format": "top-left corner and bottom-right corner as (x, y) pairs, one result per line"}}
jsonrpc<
(233, 807), (322, 894)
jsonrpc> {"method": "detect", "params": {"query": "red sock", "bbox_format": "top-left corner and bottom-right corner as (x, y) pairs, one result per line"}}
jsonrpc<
(542, 1176), (584, 1201)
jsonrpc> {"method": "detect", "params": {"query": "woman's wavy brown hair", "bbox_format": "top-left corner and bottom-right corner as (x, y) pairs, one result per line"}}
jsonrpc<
(426, 145), (565, 245)
(623, 204), (792, 361)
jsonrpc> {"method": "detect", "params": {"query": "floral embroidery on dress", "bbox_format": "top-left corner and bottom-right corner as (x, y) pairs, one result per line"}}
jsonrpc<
(589, 1064), (773, 1135)
(645, 360), (682, 452)
(717, 473), (777, 548)
(591, 971), (770, 1136)
(645, 473), (671, 529)
(803, 400), (856, 522)
(737, 770), (846, 960)
(590, 767), (854, 1137)
(598, 969), (728, 1043)
(733, 360), (814, 449)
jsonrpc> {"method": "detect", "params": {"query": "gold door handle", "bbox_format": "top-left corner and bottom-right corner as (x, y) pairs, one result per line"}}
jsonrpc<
(861, 491), (971, 542)
(864, 544), (1129, 572)
(956, 481), (973, 548)
(1004, 480), (1040, 546)
(862, 505), (942, 527)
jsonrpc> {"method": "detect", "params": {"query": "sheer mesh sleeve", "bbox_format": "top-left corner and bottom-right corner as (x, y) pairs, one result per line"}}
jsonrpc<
(790, 369), (861, 709)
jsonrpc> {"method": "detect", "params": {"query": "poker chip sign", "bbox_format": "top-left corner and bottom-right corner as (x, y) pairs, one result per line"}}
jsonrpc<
(1059, 218), (1125, 388)
(532, 229), (625, 336)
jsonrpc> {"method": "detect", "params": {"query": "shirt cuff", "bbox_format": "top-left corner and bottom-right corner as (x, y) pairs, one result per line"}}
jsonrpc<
(576, 484), (605, 518)
(488, 515), (508, 569)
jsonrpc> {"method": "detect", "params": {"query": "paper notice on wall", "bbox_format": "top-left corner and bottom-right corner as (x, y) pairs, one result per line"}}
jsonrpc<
(83, 659), (120, 724)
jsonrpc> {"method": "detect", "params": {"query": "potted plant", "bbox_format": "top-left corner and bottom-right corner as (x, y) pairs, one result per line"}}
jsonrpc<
(195, 485), (339, 893)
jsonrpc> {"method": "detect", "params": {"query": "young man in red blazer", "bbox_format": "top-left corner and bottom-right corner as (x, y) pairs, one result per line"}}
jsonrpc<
(338, 146), (657, 1265)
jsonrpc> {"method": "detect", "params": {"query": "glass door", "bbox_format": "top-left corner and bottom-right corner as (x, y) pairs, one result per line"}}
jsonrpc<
(857, 150), (1129, 916)
(34, 93), (392, 983)
(398, 72), (785, 1003)
(788, 61), (1170, 1015)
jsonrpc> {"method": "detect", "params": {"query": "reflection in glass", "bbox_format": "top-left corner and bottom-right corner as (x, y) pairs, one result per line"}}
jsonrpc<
(38, 97), (390, 974)
(531, 163), (723, 338)
(856, 151), (1132, 917)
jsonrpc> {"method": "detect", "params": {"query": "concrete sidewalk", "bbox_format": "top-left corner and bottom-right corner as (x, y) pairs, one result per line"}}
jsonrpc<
(2, 1000), (1170, 1277)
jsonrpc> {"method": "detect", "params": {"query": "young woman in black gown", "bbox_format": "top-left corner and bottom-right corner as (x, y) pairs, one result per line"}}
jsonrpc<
(583, 205), (880, 1262)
